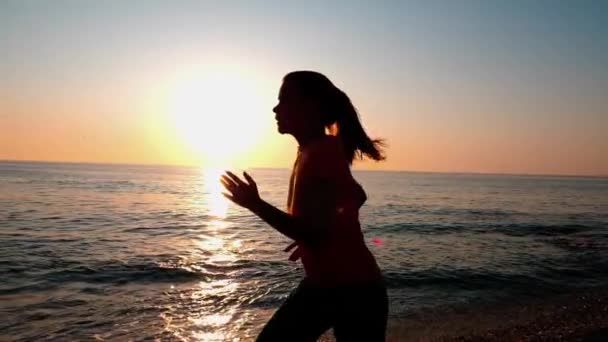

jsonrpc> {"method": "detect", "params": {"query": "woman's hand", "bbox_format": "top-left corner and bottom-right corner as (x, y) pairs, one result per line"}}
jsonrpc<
(220, 171), (262, 211)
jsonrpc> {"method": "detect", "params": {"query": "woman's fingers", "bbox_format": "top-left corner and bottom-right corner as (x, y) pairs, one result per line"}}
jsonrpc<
(220, 180), (233, 194)
(243, 171), (256, 187)
(284, 241), (298, 252)
(222, 192), (235, 202)
(220, 170), (259, 209)
(221, 175), (238, 190)
(225, 171), (247, 187)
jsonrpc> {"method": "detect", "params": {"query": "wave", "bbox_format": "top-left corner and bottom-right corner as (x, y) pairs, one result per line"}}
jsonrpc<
(0, 262), (203, 295)
(372, 221), (603, 237)
(371, 205), (522, 218)
(55, 262), (207, 284)
(481, 223), (597, 237)
(548, 235), (608, 250)
(0, 257), (298, 296)
(382, 265), (607, 292)
(383, 268), (538, 289)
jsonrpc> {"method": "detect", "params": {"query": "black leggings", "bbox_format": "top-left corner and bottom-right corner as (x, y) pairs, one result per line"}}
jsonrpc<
(256, 279), (388, 342)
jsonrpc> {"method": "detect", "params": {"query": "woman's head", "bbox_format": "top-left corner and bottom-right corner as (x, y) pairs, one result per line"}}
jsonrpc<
(273, 71), (385, 163)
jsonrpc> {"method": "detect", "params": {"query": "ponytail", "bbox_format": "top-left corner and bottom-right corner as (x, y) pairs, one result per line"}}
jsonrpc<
(284, 71), (386, 164)
(330, 88), (386, 163)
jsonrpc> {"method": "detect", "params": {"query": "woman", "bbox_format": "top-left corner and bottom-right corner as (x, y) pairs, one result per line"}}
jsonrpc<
(221, 71), (388, 341)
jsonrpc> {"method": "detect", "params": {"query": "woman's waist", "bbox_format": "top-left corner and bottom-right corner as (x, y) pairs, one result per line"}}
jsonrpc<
(288, 224), (371, 261)
(302, 261), (383, 287)
(300, 243), (381, 281)
(301, 274), (387, 292)
(300, 242), (378, 266)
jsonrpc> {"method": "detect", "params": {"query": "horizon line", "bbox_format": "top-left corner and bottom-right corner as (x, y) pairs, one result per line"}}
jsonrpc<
(1, 159), (607, 179)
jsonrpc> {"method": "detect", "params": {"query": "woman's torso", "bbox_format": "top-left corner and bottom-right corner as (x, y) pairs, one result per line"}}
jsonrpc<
(287, 136), (382, 287)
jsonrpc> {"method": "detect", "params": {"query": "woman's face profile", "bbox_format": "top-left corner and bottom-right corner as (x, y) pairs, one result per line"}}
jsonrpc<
(273, 81), (319, 136)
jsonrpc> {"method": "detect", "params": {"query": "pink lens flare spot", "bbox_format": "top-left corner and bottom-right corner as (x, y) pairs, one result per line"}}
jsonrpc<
(372, 237), (384, 247)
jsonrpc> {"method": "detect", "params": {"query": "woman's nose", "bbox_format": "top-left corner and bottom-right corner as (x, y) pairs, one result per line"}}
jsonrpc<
(273, 105), (279, 119)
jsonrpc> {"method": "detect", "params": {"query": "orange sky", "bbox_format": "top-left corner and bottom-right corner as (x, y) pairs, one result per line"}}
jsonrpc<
(2, 1), (607, 176)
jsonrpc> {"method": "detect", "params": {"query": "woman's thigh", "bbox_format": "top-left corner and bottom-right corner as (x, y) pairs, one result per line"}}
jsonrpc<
(256, 281), (333, 342)
(332, 281), (388, 342)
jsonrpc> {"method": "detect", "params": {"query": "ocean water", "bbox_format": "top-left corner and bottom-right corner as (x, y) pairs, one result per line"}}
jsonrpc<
(1, 161), (607, 341)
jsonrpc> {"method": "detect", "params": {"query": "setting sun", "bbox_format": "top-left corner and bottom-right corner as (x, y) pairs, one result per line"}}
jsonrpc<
(168, 69), (269, 165)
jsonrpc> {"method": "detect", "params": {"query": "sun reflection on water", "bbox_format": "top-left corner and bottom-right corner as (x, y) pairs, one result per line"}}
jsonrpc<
(202, 167), (229, 219)
(160, 167), (245, 341)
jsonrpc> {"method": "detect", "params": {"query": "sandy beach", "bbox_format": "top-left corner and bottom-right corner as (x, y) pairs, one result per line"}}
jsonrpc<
(381, 287), (608, 341)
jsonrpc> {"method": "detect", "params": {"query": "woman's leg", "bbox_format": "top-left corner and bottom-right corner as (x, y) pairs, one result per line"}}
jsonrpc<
(256, 280), (333, 342)
(332, 280), (388, 342)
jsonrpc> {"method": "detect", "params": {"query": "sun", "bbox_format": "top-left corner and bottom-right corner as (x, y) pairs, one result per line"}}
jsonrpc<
(169, 69), (268, 165)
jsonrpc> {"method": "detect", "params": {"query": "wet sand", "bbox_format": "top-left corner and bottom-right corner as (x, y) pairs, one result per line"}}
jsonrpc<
(386, 287), (608, 341)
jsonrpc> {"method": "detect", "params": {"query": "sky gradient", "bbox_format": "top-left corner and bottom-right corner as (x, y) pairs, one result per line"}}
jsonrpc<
(2, 0), (607, 175)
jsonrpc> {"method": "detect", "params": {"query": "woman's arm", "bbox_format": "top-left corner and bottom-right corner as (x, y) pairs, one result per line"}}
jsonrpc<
(221, 171), (332, 246)
(249, 196), (330, 246)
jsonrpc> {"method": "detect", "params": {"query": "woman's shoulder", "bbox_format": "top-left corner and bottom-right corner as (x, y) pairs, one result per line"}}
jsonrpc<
(300, 135), (349, 176)
(304, 135), (343, 157)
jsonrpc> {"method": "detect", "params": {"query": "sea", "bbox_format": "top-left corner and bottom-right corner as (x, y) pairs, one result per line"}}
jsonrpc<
(1, 161), (607, 341)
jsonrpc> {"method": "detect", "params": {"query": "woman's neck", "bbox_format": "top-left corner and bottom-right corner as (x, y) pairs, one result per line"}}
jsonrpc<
(294, 130), (327, 149)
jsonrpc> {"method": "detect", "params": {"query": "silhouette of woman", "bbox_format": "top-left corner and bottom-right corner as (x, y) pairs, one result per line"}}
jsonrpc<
(221, 71), (388, 341)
